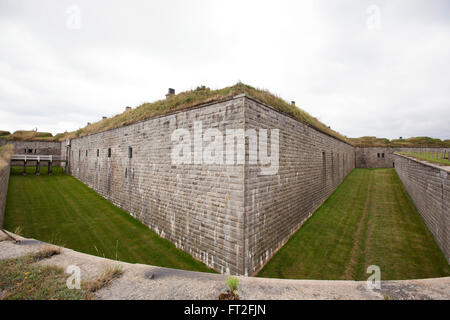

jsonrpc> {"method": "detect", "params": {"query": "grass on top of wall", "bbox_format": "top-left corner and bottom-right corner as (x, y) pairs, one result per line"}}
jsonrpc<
(397, 151), (450, 166)
(3, 167), (215, 273)
(51, 82), (349, 144)
(349, 136), (450, 148)
(258, 168), (450, 280)
(0, 130), (54, 141)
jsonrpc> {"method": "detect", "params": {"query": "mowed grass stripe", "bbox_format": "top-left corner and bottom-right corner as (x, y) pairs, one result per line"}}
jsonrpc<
(264, 170), (370, 280)
(258, 168), (450, 280)
(342, 171), (373, 280)
(4, 167), (214, 273)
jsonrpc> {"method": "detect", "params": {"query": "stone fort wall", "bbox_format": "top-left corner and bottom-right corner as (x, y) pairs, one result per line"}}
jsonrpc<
(394, 153), (449, 261)
(3, 100), (447, 273)
(0, 145), (13, 228)
(355, 147), (448, 168)
(0, 139), (63, 167)
(68, 95), (355, 275)
(69, 97), (246, 275)
(2, 106), (447, 273)
(0, 139), (61, 155)
(244, 97), (355, 275)
(0, 165), (10, 228)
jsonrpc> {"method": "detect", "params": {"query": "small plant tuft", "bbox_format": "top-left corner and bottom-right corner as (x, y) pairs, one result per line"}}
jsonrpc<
(226, 276), (239, 294)
(13, 226), (23, 236)
(84, 264), (124, 293)
(31, 246), (61, 262)
(219, 276), (240, 300)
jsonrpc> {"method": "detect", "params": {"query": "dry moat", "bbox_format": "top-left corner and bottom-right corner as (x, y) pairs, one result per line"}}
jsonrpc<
(4, 166), (449, 281)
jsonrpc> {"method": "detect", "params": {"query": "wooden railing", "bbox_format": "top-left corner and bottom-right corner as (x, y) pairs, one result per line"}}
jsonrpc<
(11, 154), (66, 162)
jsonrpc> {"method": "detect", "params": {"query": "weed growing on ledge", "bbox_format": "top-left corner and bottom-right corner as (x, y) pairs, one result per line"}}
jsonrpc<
(31, 246), (61, 262)
(219, 276), (240, 300)
(84, 264), (124, 293)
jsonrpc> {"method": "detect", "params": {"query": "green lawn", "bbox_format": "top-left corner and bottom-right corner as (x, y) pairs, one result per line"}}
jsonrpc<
(398, 151), (450, 166)
(4, 167), (214, 273)
(5, 167), (449, 280)
(258, 168), (450, 280)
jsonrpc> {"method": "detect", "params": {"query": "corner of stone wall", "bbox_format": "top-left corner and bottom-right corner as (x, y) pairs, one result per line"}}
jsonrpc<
(242, 97), (357, 276)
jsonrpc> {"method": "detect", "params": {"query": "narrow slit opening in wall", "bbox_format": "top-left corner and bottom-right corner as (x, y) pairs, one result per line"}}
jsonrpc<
(322, 151), (326, 178)
(128, 146), (132, 159)
(97, 149), (99, 157)
(108, 148), (111, 158)
(331, 152), (334, 174)
(382, 153), (385, 158)
(337, 154), (340, 173)
(377, 153), (380, 158)
(125, 168), (127, 178)
(86, 150), (88, 157)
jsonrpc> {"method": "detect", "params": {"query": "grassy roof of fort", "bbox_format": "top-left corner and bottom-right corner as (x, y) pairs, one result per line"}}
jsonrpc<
(2, 83), (448, 148)
(349, 136), (450, 148)
(0, 130), (55, 141)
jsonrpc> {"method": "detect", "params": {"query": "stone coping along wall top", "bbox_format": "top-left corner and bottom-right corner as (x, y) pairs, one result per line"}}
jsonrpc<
(394, 152), (450, 173)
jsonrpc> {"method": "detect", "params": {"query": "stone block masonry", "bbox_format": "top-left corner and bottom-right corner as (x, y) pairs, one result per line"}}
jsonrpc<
(70, 98), (246, 275)
(0, 166), (11, 228)
(68, 95), (355, 276)
(0, 147), (12, 228)
(355, 147), (448, 169)
(0, 139), (63, 167)
(244, 97), (355, 275)
(0, 139), (62, 156)
(394, 153), (449, 261)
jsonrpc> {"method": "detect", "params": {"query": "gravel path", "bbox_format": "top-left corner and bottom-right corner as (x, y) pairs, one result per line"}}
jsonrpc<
(1, 234), (449, 300)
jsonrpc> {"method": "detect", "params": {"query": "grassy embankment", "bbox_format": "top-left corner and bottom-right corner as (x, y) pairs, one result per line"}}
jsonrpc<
(259, 168), (450, 280)
(4, 165), (450, 281)
(397, 151), (450, 166)
(4, 167), (214, 273)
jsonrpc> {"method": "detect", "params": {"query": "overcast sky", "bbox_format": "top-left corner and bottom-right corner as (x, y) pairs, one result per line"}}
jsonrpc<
(0, 0), (449, 139)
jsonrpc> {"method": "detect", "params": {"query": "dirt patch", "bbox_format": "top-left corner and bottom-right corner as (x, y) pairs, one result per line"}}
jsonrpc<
(218, 290), (240, 300)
